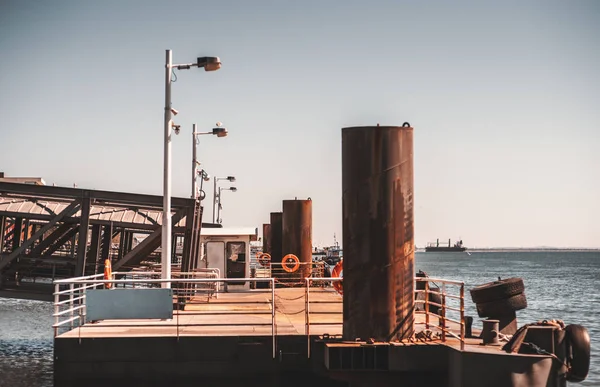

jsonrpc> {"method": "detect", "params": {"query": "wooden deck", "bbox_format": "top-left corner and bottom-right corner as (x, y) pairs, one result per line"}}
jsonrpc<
(59, 286), (344, 338)
(58, 285), (498, 356)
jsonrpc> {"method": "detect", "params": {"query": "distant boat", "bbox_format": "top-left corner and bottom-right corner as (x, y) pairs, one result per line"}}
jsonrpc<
(313, 234), (343, 265)
(425, 238), (467, 252)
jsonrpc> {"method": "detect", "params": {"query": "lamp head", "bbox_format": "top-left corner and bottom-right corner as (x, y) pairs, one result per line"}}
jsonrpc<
(212, 127), (228, 137)
(227, 176), (236, 182)
(197, 56), (221, 71)
(230, 187), (238, 192)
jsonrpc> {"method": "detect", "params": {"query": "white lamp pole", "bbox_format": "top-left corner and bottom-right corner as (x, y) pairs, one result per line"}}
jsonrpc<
(162, 49), (173, 288)
(161, 50), (221, 288)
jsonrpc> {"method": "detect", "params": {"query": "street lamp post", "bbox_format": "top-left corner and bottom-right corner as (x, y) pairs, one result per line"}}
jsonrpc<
(212, 176), (236, 223)
(162, 50), (221, 288)
(216, 186), (237, 224)
(192, 123), (228, 199)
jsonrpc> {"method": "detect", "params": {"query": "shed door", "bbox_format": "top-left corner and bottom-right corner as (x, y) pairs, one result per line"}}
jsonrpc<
(205, 241), (225, 275)
(226, 241), (246, 279)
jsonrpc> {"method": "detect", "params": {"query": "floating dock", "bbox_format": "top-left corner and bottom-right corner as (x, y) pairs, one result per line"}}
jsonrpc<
(52, 275), (566, 387)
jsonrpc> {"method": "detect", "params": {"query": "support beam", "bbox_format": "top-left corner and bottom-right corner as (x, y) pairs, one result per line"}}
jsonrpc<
(41, 227), (79, 258)
(0, 181), (194, 209)
(29, 223), (73, 256)
(75, 197), (91, 276)
(180, 203), (196, 273)
(113, 209), (186, 270)
(0, 201), (80, 270)
(100, 225), (116, 262)
(12, 218), (23, 252)
(0, 216), (5, 252)
(87, 225), (101, 276)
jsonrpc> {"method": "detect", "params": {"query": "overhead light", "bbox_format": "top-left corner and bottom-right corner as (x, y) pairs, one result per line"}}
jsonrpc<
(212, 127), (228, 137)
(197, 56), (221, 72)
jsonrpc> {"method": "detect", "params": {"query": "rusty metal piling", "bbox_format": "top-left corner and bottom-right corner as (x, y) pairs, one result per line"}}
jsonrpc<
(341, 124), (415, 342)
(269, 212), (283, 264)
(282, 199), (312, 280)
(262, 223), (271, 255)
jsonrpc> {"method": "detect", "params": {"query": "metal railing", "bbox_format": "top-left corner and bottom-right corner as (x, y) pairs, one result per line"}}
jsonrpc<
(252, 261), (326, 284)
(52, 274), (276, 357)
(123, 268), (222, 296)
(52, 271), (465, 360)
(304, 277), (343, 358)
(414, 277), (465, 350)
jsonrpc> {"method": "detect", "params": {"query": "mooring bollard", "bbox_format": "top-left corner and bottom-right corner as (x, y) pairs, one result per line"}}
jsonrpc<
(482, 319), (500, 345)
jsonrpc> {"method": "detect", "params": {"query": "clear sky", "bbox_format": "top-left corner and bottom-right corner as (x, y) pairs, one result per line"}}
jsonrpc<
(1, 0), (598, 248)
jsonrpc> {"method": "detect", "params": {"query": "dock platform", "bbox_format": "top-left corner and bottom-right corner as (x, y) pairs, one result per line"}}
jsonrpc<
(52, 278), (563, 387)
(59, 287), (343, 338)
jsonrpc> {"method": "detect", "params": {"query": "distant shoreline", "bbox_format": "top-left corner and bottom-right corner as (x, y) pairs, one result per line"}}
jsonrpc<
(416, 248), (600, 253)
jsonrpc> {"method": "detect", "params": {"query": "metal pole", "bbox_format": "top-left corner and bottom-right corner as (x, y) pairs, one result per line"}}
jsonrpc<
(212, 177), (217, 223)
(216, 187), (222, 223)
(192, 124), (198, 199)
(162, 49), (173, 288)
(54, 283), (59, 337)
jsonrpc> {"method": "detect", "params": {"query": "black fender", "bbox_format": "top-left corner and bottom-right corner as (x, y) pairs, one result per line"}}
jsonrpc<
(565, 324), (590, 382)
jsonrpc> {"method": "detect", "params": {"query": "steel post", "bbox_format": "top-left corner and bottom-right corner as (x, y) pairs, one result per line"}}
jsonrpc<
(162, 49), (173, 288)
(342, 124), (415, 341)
(212, 177), (217, 223)
(192, 124), (198, 199)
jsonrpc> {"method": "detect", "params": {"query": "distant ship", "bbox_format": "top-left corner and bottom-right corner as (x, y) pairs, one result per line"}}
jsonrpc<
(425, 238), (467, 252)
(313, 234), (343, 265)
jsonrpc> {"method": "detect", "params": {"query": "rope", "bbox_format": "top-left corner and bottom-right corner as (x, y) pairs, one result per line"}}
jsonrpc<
(520, 342), (567, 367)
(274, 293), (305, 301)
(273, 279), (307, 287)
(275, 306), (306, 315)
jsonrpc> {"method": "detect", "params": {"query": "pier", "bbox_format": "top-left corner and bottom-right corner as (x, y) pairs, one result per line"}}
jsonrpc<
(50, 273), (562, 387)
(0, 181), (203, 301)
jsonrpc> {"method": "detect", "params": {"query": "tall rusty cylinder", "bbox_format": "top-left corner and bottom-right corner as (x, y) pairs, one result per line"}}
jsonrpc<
(269, 212), (283, 264)
(262, 224), (271, 255)
(342, 124), (415, 342)
(282, 199), (312, 280)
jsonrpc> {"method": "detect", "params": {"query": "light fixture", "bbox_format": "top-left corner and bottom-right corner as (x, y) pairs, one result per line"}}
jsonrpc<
(197, 56), (222, 71)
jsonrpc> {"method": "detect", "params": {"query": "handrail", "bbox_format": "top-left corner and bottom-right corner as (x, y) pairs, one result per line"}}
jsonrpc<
(304, 277), (343, 358)
(52, 271), (465, 358)
(52, 275), (276, 357)
(414, 277), (465, 350)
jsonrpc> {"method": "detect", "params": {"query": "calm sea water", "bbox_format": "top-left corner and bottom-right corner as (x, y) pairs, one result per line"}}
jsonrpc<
(0, 251), (597, 387)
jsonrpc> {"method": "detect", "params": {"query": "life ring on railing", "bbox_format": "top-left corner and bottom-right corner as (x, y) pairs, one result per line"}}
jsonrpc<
(103, 258), (112, 289)
(331, 259), (343, 295)
(281, 254), (300, 273)
(258, 252), (271, 267)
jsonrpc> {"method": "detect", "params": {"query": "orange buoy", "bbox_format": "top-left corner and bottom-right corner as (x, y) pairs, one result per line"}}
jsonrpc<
(258, 252), (271, 267)
(281, 254), (300, 273)
(103, 258), (112, 289)
(331, 259), (343, 295)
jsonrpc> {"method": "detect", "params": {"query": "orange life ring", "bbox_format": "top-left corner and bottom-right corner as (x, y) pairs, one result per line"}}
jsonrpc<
(103, 259), (112, 289)
(331, 259), (343, 295)
(281, 254), (300, 273)
(258, 252), (271, 267)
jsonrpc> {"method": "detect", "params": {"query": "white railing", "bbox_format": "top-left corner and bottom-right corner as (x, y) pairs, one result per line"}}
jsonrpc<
(53, 272), (465, 359)
(414, 277), (465, 350)
(52, 274), (276, 357)
(304, 277), (343, 358)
